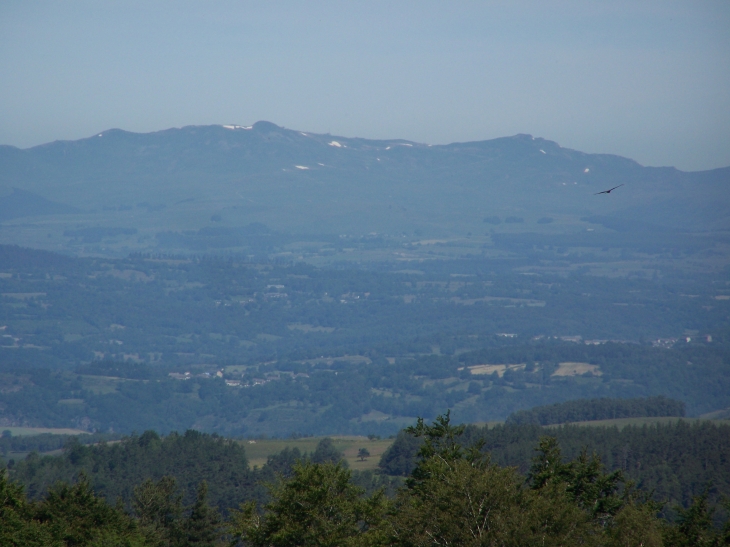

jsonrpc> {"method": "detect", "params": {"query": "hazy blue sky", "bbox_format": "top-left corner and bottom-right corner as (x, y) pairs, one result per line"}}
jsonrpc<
(1, 1), (729, 170)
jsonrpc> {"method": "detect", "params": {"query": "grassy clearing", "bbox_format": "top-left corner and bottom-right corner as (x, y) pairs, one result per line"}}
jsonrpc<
(239, 436), (394, 471)
(700, 407), (730, 420)
(0, 426), (90, 436)
(552, 362), (602, 377)
(79, 375), (133, 394)
(468, 364), (525, 377)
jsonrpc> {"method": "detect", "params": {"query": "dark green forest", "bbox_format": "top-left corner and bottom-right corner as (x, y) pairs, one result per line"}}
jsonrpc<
(3, 415), (730, 546)
(505, 395), (686, 425)
(380, 418), (730, 519)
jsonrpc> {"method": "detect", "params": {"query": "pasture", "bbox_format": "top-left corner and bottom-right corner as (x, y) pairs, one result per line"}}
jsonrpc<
(240, 435), (394, 471)
(0, 426), (90, 436)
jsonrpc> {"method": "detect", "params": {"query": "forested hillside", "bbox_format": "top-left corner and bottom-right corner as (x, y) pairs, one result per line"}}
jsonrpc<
(3, 415), (730, 546)
(6, 416), (730, 522)
(11, 431), (257, 510)
(5, 429), (395, 513)
(380, 418), (730, 520)
(505, 396), (685, 425)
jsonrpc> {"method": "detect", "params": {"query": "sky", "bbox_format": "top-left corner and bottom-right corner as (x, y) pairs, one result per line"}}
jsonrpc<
(1, 1), (729, 171)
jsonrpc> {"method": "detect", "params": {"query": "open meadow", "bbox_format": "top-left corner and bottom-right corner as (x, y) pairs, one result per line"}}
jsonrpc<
(1, 426), (90, 436)
(239, 436), (394, 471)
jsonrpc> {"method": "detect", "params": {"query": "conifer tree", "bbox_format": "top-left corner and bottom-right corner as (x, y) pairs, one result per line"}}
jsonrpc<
(33, 472), (144, 546)
(390, 412), (596, 547)
(133, 476), (183, 547)
(182, 481), (221, 547)
(0, 470), (55, 546)
(228, 460), (387, 547)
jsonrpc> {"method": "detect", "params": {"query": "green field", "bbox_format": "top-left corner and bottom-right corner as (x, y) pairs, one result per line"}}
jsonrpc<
(239, 436), (394, 471)
(1, 426), (90, 436)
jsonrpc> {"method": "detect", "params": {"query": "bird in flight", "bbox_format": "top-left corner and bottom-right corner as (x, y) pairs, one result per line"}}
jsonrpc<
(594, 184), (624, 195)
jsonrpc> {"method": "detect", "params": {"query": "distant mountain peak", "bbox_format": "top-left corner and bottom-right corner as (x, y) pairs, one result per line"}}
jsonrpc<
(252, 120), (285, 132)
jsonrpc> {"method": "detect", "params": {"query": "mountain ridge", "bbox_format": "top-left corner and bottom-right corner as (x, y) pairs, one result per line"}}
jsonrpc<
(0, 122), (708, 174)
(0, 121), (728, 255)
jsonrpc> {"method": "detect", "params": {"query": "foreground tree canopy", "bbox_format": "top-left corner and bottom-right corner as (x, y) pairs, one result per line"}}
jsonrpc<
(2, 413), (730, 546)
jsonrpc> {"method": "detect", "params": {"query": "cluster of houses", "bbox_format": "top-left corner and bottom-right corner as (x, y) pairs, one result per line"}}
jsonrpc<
(339, 291), (370, 304)
(226, 370), (310, 388)
(652, 335), (712, 348)
(168, 370), (224, 380)
(167, 368), (309, 388)
(527, 334), (716, 347)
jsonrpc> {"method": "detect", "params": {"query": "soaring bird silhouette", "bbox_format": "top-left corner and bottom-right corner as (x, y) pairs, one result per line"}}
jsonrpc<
(594, 184), (624, 195)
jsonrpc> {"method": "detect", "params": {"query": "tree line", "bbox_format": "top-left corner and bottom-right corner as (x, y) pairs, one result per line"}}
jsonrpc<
(3, 414), (730, 546)
(7, 415), (730, 522)
(505, 396), (686, 426)
(380, 418), (730, 520)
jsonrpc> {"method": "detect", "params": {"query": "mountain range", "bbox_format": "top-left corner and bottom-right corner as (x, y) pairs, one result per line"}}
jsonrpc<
(0, 121), (728, 256)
